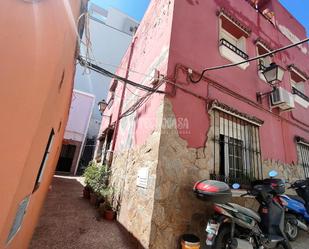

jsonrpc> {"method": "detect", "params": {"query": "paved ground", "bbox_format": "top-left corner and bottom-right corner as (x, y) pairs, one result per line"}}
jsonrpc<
(30, 175), (141, 249)
(30, 175), (309, 249)
(292, 231), (309, 249)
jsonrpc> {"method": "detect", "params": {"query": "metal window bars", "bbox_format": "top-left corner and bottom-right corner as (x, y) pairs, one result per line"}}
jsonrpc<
(210, 109), (263, 189)
(297, 143), (309, 178)
(219, 38), (249, 60)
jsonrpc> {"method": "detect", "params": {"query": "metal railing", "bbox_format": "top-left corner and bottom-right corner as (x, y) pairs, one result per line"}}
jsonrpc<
(211, 109), (263, 189)
(219, 38), (249, 60)
(297, 143), (309, 178)
(292, 87), (309, 103)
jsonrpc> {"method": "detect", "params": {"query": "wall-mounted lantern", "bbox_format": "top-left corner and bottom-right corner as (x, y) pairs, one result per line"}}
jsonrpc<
(262, 62), (285, 85)
(98, 99), (108, 115)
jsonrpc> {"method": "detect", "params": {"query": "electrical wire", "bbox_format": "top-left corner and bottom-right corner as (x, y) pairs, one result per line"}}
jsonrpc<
(120, 79), (166, 119)
(125, 85), (144, 97)
(81, 56), (160, 81)
(78, 56), (166, 94)
(189, 37), (309, 83)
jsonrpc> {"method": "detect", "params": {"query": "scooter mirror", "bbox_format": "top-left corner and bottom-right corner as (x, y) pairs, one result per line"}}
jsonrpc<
(232, 183), (240, 189)
(269, 170), (278, 178)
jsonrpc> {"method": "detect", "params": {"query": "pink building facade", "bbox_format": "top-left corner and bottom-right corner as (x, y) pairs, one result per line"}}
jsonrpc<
(96, 0), (309, 248)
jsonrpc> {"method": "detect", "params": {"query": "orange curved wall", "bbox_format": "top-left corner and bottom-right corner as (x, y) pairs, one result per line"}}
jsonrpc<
(0, 0), (87, 248)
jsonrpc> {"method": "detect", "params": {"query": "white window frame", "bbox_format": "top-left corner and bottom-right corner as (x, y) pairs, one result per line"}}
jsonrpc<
(256, 42), (272, 82)
(290, 68), (309, 108)
(218, 14), (249, 69)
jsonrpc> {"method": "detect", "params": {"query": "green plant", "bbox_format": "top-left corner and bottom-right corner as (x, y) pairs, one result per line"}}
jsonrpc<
(83, 161), (111, 198)
(99, 187), (113, 199)
(83, 161), (98, 188)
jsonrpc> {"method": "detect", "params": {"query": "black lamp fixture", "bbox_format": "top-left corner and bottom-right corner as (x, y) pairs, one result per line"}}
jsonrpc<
(262, 62), (285, 85)
(256, 63), (285, 103)
(98, 99), (108, 115)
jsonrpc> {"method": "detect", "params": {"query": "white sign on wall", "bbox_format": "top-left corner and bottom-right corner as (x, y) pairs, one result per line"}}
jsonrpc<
(137, 167), (149, 189)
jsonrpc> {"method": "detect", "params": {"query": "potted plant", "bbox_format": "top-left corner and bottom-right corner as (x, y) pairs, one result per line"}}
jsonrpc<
(83, 185), (91, 199)
(83, 161), (98, 199)
(83, 161), (111, 208)
(103, 200), (116, 221)
(97, 187), (112, 216)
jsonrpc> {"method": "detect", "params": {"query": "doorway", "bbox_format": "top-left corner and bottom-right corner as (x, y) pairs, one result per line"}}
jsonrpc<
(56, 144), (76, 173)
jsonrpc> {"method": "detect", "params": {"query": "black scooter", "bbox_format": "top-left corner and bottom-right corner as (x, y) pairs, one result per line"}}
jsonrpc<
(193, 172), (292, 249)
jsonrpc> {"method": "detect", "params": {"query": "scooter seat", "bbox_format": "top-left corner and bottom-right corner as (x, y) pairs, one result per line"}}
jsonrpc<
(287, 195), (306, 204)
(228, 203), (261, 222)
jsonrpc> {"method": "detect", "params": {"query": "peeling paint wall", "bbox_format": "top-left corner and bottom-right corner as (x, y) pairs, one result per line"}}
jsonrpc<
(167, 0), (309, 165)
(99, 0), (174, 151)
(101, 0), (309, 248)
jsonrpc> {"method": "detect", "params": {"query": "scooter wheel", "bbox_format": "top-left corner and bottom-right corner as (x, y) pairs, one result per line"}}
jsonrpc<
(285, 219), (299, 241)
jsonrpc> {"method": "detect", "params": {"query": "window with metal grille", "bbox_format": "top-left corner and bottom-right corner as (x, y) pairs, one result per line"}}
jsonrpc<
(210, 110), (263, 188)
(297, 142), (309, 178)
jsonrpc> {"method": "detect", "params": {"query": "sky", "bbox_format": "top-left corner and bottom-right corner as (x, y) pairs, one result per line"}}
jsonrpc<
(91, 0), (150, 21)
(91, 0), (309, 35)
(279, 0), (309, 35)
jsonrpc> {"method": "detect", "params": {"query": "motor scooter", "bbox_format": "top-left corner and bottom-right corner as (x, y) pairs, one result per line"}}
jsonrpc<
(193, 170), (292, 249)
(279, 178), (309, 240)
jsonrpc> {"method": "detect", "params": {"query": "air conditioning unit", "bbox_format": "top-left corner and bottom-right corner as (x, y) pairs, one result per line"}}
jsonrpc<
(270, 87), (295, 111)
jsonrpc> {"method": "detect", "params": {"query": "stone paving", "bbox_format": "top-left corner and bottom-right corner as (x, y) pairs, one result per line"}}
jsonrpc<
(292, 231), (309, 249)
(29, 175), (309, 249)
(30, 175), (141, 249)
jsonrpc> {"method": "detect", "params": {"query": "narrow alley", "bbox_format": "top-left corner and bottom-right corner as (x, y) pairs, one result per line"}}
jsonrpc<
(30, 176), (140, 249)
(29, 176), (309, 249)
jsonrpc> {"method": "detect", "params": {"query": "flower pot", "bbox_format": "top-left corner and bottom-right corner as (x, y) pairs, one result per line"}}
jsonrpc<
(90, 193), (101, 207)
(83, 187), (91, 199)
(98, 202), (106, 216)
(104, 209), (116, 221)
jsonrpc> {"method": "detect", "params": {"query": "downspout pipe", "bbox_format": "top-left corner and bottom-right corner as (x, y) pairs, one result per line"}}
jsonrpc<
(110, 37), (137, 152)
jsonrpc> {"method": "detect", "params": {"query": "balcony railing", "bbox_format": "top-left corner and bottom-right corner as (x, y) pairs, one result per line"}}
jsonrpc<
(219, 38), (249, 60)
(292, 87), (309, 103)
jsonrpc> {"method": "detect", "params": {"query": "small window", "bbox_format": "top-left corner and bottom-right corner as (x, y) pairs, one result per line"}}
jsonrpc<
(297, 141), (309, 178)
(33, 129), (55, 191)
(289, 67), (309, 107)
(256, 42), (272, 82)
(290, 69), (306, 94)
(257, 43), (272, 69)
(218, 13), (249, 69)
(210, 109), (262, 188)
(6, 196), (30, 244)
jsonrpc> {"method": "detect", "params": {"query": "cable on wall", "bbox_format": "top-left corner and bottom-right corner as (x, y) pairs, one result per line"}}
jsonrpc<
(189, 37), (309, 84)
(78, 56), (166, 94)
